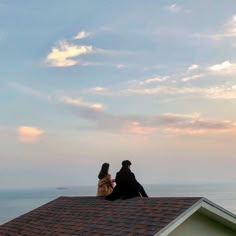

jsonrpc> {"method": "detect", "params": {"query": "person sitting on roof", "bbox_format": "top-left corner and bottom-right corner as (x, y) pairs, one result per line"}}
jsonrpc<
(97, 163), (115, 197)
(105, 160), (148, 200)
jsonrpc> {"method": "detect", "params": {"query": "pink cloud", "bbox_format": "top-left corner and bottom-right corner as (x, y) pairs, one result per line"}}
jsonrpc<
(17, 126), (45, 143)
(124, 121), (155, 135)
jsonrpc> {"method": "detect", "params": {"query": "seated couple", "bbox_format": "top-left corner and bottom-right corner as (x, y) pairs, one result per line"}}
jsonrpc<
(97, 160), (148, 200)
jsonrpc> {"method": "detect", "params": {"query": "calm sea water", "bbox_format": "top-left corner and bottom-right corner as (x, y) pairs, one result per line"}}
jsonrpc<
(0, 183), (236, 225)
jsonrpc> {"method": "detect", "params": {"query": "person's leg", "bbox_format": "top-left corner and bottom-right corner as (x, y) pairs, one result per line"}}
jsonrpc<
(105, 186), (121, 200)
(122, 191), (140, 199)
(139, 185), (148, 197)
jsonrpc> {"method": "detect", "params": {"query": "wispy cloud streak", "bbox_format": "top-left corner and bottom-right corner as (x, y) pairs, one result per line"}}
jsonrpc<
(139, 76), (169, 85)
(181, 74), (204, 82)
(8, 81), (236, 136)
(61, 96), (104, 112)
(8, 82), (51, 101)
(73, 31), (91, 40)
(165, 4), (182, 13)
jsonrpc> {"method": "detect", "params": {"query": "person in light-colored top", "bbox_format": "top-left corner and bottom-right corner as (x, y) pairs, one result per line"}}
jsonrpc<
(97, 163), (114, 197)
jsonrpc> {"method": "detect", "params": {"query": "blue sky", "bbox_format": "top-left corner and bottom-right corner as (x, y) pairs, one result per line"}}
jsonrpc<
(1, 0), (236, 188)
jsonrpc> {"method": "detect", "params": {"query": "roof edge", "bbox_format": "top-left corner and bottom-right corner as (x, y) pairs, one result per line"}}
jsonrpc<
(0, 197), (63, 227)
(199, 198), (236, 230)
(202, 198), (236, 219)
(154, 197), (236, 236)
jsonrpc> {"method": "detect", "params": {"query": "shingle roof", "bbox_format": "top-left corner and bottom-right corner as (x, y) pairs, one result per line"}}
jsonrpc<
(0, 197), (202, 236)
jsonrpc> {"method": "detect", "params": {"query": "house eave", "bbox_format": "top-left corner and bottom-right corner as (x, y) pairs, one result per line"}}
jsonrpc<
(154, 198), (236, 236)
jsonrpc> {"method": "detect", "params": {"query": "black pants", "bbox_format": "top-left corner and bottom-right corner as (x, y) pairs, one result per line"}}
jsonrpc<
(106, 184), (148, 200)
(138, 184), (148, 197)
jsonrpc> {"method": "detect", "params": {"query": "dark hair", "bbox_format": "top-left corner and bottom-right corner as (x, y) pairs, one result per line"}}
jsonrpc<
(122, 160), (132, 168)
(98, 163), (109, 179)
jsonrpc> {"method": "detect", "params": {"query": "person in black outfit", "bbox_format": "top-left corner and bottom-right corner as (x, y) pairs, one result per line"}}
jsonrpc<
(105, 160), (148, 200)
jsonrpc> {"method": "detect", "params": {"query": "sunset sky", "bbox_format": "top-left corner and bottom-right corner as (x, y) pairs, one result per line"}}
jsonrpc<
(1, 0), (236, 189)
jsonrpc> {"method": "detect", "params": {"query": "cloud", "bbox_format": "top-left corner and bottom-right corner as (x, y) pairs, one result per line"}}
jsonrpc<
(85, 83), (236, 100)
(194, 14), (236, 40)
(123, 121), (155, 135)
(89, 87), (108, 93)
(45, 40), (131, 68)
(90, 87), (107, 92)
(116, 64), (126, 69)
(181, 74), (204, 82)
(124, 84), (236, 100)
(17, 126), (45, 143)
(9, 79), (236, 137)
(10, 82), (236, 136)
(62, 101), (236, 135)
(93, 48), (132, 56)
(204, 86), (236, 99)
(8, 82), (51, 101)
(158, 113), (236, 134)
(160, 112), (201, 121)
(188, 64), (199, 71)
(220, 14), (236, 38)
(8, 82), (110, 109)
(139, 76), (169, 85)
(126, 86), (201, 95)
(58, 94), (236, 136)
(61, 96), (104, 112)
(45, 41), (93, 67)
(165, 4), (182, 13)
(208, 61), (236, 74)
(85, 86), (119, 96)
(59, 96), (156, 135)
(73, 31), (91, 40)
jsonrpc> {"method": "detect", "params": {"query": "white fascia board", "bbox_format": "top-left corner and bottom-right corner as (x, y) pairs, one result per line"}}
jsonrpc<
(154, 198), (236, 236)
(199, 198), (236, 230)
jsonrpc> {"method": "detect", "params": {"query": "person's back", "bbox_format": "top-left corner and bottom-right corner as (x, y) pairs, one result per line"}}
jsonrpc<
(115, 166), (140, 196)
(97, 174), (113, 196)
(97, 163), (114, 197)
(106, 160), (148, 200)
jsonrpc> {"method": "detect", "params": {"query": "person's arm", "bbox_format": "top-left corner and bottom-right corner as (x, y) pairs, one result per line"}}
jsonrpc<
(107, 174), (114, 188)
(129, 172), (141, 189)
(131, 172), (148, 197)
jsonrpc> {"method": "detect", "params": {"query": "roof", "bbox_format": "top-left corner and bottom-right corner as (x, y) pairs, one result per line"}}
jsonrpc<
(0, 197), (235, 236)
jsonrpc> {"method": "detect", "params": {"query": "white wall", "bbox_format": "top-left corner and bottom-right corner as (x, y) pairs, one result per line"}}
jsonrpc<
(168, 212), (235, 236)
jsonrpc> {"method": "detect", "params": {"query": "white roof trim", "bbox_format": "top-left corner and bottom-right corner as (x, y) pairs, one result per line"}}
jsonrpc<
(154, 198), (236, 236)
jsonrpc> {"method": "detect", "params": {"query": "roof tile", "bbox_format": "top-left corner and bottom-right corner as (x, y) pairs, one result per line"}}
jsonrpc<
(0, 197), (202, 236)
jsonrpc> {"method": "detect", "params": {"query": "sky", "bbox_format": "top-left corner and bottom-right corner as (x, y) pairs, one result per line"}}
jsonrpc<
(1, 0), (236, 189)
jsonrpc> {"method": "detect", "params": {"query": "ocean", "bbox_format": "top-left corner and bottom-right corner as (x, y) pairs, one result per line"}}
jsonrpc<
(0, 183), (236, 225)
